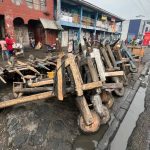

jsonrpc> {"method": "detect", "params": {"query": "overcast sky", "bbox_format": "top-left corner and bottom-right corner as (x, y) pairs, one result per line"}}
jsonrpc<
(86, 0), (150, 20)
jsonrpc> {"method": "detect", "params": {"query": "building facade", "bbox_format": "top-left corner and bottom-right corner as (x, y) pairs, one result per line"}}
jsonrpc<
(0, 0), (124, 48)
(121, 19), (150, 43)
(55, 0), (124, 48)
(0, 0), (58, 46)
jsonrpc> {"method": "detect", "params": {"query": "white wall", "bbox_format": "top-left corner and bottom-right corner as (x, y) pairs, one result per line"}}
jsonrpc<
(121, 20), (130, 41)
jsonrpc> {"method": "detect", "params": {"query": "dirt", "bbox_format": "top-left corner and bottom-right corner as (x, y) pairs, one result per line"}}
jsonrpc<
(0, 48), (147, 150)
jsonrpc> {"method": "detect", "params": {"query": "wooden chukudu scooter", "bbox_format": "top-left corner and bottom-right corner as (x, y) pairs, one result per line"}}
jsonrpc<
(99, 39), (127, 96)
(120, 41), (138, 73)
(75, 38), (123, 132)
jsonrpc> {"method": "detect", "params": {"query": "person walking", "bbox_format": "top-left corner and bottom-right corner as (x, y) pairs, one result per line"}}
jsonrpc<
(30, 37), (35, 49)
(0, 38), (9, 61)
(5, 34), (14, 58)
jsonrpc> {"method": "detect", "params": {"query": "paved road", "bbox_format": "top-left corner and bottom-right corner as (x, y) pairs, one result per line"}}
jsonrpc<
(0, 48), (149, 150)
(127, 48), (150, 150)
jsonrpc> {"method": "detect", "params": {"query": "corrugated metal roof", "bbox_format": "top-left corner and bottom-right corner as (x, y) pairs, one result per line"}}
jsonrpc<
(40, 18), (63, 30)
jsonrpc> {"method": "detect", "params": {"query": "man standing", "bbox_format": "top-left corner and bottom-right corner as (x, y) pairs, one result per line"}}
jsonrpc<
(5, 34), (14, 57)
(30, 37), (35, 48)
(0, 38), (9, 61)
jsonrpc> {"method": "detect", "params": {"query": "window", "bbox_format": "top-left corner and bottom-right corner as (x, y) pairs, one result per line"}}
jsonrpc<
(26, 0), (33, 8)
(26, 0), (46, 11)
(40, 0), (46, 11)
(12, 0), (22, 5)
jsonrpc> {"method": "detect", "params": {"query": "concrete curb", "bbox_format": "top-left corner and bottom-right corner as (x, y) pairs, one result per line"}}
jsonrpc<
(96, 62), (150, 150)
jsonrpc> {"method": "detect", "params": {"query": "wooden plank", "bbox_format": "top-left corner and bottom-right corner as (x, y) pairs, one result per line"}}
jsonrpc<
(92, 48), (106, 82)
(17, 61), (40, 75)
(105, 45), (117, 67)
(76, 96), (93, 125)
(100, 47), (113, 69)
(28, 79), (54, 87)
(132, 48), (144, 57)
(0, 92), (54, 109)
(122, 58), (129, 62)
(14, 87), (53, 93)
(57, 58), (64, 101)
(82, 81), (102, 91)
(68, 54), (83, 96)
(0, 76), (6, 84)
(125, 64), (131, 67)
(87, 58), (99, 82)
(105, 71), (124, 77)
(102, 83), (123, 89)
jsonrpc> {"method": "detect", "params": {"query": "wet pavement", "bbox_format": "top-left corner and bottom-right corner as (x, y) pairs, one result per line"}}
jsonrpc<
(0, 48), (149, 150)
(110, 86), (146, 150)
(126, 49), (150, 150)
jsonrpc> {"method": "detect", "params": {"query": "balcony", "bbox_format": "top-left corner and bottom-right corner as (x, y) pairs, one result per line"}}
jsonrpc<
(96, 20), (109, 31)
(82, 17), (94, 26)
(60, 11), (80, 28)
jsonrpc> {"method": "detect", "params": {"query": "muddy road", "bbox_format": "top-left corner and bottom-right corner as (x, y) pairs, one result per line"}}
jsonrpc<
(0, 48), (148, 150)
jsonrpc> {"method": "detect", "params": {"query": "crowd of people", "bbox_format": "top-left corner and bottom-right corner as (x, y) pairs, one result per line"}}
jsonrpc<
(0, 34), (15, 61)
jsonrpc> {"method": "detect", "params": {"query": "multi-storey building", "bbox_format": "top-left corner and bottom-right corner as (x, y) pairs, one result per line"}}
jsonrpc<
(0, 0), (124, 48)
(0, 0), (59, 46)
(55, 0), (124, 48)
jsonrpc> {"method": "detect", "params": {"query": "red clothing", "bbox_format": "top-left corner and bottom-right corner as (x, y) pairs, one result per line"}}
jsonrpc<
(5, 37), (13, 51)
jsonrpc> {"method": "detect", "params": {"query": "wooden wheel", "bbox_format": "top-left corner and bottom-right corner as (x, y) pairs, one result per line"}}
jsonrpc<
(113, 77), (125, 97)
(105, 98), (114, 109)
(129, 65), (138, 73)
(78, 110), (101, 134)
(114, 86), (125, 97)
(100, 106), (110, 125)
(101, 91), (114, 109)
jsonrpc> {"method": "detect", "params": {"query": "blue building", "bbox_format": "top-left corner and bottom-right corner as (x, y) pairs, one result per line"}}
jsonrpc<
(55, 0), (124, 48)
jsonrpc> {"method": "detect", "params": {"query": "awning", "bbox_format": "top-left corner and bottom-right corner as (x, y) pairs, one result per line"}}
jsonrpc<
(40, 18), (63, 30)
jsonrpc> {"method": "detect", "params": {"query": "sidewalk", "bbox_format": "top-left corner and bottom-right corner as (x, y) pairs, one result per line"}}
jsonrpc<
(127, 78), (150, 150)
(127, 49), (150, 150)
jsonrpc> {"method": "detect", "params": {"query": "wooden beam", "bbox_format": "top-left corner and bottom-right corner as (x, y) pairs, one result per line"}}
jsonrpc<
(105, 71), (124, 77)
(0, 92), (54, 109)
(68, 55), (83, 96)
(76, 96), (93, 126)
(82, 81), (102, 91)
(28, 79), (54, 87)
(102, 83), (123, 89)
(100, 47), (113, 69)
(17, 61), (40, 75)
(14, 87), (53, 94)
(105, 45), (117, 67)
(56, 58), (64, 101)
(0, 76), (6, 84)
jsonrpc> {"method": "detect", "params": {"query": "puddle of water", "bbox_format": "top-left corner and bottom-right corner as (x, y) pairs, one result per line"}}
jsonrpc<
(110, 87), (146, 150)
(73, 124), (109, 150)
